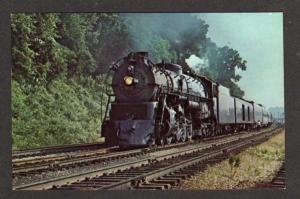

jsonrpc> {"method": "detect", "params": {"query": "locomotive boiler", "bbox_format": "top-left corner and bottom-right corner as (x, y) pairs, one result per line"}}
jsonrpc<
(101, 52), (272, 148)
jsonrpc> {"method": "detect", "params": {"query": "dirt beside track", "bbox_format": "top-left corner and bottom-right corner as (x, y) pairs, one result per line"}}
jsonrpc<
(177, 129), (285, 189)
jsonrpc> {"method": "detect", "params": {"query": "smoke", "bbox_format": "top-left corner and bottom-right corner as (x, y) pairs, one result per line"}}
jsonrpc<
(121, 13), (194, 48)
(120, 13), (208, 64)
(185, 54), (208, 68)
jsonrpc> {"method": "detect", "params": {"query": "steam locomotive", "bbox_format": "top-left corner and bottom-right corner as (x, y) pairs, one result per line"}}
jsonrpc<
(101, 52), (272, 148)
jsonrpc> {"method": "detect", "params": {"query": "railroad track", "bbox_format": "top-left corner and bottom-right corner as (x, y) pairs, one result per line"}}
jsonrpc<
(13, 142), (107, 159)
(13, 126), (281, 190)
(55, 129), (277, 190)
(13, 146), (117, 174)
(12, 130), (255, 177)
(255, 162), (285, 189)
(13, 133), (244, 187)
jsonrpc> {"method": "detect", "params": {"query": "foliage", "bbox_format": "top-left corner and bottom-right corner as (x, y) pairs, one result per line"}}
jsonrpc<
(228, 155), (241, 179)
(199, 39), (247, 98)
(148, 35), (177, 63)
(13, 14), (72, 86)
(12, 78), (107, 150)
(248, 146), (285, 161)
(228, 155), (241, 169)
(11, 13), (120, 149)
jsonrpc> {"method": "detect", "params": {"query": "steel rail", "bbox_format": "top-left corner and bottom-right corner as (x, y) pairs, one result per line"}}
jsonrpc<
(13, 131), (251, 175)
(13, 142), (106, 159)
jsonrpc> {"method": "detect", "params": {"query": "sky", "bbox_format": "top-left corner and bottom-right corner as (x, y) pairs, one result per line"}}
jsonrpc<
(190, 13), (284, 109)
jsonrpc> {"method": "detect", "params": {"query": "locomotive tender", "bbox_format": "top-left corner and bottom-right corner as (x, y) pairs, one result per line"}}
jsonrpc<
(101, 52), (272, 148)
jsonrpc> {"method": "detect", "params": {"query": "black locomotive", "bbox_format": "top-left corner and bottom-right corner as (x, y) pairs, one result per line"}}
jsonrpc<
(101, 52), (272, 148)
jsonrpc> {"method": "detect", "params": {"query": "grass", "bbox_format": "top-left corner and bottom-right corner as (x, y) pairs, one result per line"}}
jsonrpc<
(178, 130), (285, 190)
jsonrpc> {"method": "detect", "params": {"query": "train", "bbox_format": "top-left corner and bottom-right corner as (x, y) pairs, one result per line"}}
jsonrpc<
(101, 52), (273, 148)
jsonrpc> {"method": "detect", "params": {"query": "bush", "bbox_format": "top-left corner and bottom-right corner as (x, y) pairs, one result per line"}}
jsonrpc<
(247, 146), (284, 161)
(12, 77), (107, 150)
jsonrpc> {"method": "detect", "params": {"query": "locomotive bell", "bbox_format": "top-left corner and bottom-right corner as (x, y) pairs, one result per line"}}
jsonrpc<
(128, 65), (134, 73)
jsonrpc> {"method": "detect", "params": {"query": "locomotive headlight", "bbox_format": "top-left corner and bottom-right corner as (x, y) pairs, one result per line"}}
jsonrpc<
(124, 76), (134, 86)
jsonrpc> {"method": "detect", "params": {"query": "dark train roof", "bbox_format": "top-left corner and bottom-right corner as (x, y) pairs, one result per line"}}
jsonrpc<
(157, 62), (266, 108)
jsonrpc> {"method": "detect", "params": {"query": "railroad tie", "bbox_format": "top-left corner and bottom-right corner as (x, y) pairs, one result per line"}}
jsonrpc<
(135, 183), (168, 190)
(150, 179), (179, 186)
(159, 176), (182, 183)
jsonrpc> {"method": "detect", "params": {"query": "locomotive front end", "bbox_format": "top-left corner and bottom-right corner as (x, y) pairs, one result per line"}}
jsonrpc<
(112, 52), (158, 102)
(102, 52), (159, 147)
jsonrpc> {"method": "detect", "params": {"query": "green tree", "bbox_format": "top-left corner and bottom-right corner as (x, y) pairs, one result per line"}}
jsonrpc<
(200, 39), (247, 98)
(11, 13), (113, 149)
(87, 13), (132, 72)
(58, 13), (96, 75)
(11, 13), (70, 86)
(11, 13), (36, 83)
(57, 13), (133, 76)
(147, 35), (177, 63)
